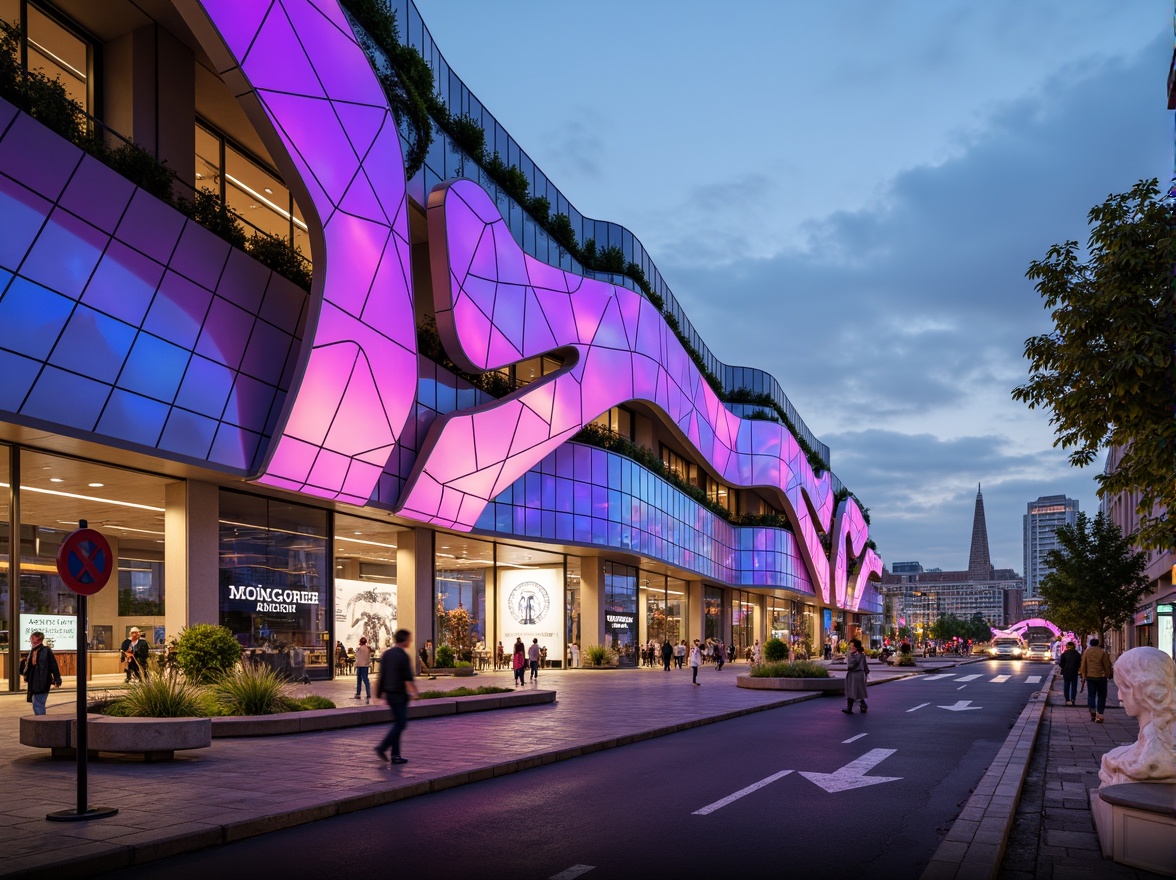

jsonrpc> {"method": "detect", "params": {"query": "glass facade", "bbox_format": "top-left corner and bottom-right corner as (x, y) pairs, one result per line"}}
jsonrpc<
(434, 535), (491, 665)
(566, 555), (581, 666)
(731, 588), (758, 657)
(603, 561), (637, 665)
(218, 491), (329, 677)
(1, 1), (93, 112)
(642, 573), (685, 651)
(704, 585), (723, 642)
(333, 513), (400, 657)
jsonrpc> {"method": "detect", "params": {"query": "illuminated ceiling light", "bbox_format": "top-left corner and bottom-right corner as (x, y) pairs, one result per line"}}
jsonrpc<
(88, 482), (104, 488)
(263, 187), (274, 194)
(49, 478), (63, 483)
(0, 482), (164, 512)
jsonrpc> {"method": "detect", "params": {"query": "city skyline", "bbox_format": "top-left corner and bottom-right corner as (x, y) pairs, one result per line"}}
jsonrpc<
(416, 0), (1172, 571)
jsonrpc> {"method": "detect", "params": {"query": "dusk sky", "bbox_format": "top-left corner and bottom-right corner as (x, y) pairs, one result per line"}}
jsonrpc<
(415, 1), (1173, 573)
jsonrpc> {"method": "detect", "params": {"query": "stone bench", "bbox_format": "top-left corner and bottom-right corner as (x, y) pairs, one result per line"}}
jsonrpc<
(1090, 782), (1176, 875)
(20, 715), (211, 762)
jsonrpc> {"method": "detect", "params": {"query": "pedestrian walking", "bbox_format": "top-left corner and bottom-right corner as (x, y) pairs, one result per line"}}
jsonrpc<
(121, 627), (150, 682)
(675, 640), (686, 669)
(661, 639), (673, 671)
(353, 637), (372, 701)
(715, 640), (726, 671)
(512, 639), (526, 687)
(528, 638), (541, 682)
(495, 641), (505, 670)
(751, 639), (763, 667)
(1079, 637), (1114, 722)
(689, 639), (702, 685)
(19, 631), (61, 715)
(374, 628), (418, 766)
(1056, 641), (1080, 705)
(842, 638), (869, 714)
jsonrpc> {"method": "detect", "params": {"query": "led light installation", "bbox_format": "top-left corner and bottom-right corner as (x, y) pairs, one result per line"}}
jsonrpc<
(178, 0), (417, 504)
(399, 179), (849, 599)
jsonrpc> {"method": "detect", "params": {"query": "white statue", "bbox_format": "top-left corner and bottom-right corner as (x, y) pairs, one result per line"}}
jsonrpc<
(1098, 646), (1176, 787)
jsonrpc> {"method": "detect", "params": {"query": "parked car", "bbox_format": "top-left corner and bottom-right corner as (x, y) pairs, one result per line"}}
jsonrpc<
(988, 637), (1024, 659)
(1023, 643), (1052, 662)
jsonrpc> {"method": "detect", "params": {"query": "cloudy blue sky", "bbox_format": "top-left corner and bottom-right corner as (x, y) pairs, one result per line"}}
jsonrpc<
(415, 0), (1173, 573)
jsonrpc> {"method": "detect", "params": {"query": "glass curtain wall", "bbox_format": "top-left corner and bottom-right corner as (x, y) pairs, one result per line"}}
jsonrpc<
(333, 514), (401, 664)
(566, 556), (581, 667)
(0, 1), (94, 112)
(603, 561), (637, 665)
(17, 451), (170, 685)
(704, 586), (723, 643)
(434, 535), (492, 667)
(730, 589), (757, 657)
(219, 491), (329, 678)
(497, 543), (564, 668)
(1, 445), (8, 686)
(642, 574), (685, 656)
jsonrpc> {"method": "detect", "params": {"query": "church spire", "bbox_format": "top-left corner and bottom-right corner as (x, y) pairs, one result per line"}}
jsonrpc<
(968, 484), (993, 580)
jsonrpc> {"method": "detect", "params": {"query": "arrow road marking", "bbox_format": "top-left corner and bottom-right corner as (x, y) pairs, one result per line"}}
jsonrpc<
(990, 675), (1011, 683)
(799, 749), (902, 793)
(842, 733), (868, 744)
(551, 867), (595, 880)
(940, 700), (982, 711)
(692, 770), (793, 815)
(907, 702), (930, 712)
(1025, 675), (1042, 683)
(956, 674), (982, 681)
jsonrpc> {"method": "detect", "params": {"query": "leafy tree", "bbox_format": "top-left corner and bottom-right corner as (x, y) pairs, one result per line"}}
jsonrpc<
(1013, 179), (1174, 550)
(968, 612), (993, 643)
(1038, 511), (1149, 640)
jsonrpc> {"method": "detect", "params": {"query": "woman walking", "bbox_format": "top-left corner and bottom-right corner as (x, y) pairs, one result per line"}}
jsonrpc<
(512, 639), (526, 687)
(689, 639), (702, 686)
(842, 638), (869, 714)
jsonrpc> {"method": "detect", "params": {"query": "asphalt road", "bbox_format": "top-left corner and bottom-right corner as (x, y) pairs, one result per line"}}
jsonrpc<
(98, 660), (1048, 878)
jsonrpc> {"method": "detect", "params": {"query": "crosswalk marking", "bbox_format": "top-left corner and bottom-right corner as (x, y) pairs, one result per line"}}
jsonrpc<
(842, 733), (868, 744)
(990, 675), (1011, 683)
(907, 702), (930, 712)
(1025, 675), (1042, 683)
(956, 674), (982, 681)
(692, 770), (793, 815)
(551, 867), (595, 880)
(921, 674), (956, 681)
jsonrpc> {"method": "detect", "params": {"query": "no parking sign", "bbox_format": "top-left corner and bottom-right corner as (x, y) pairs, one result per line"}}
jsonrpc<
(55, 528), (113, 596)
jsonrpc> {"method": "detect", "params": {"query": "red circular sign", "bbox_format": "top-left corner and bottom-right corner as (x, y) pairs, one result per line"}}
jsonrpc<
(56, 528), (114, 596)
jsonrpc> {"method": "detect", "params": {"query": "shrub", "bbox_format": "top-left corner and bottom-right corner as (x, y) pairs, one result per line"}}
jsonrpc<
(763, 638), (788, 663)
(750, 660), (830, 679)
(416, 685), (514, 699)
(283, 695), (336, 711)
(209, 663), (292, 715)
(894, 653), (917, 667)
(434, 645), (456, 668)
(177, 189), (247, 249)
(455, 660), (472, 668)
(174, 624), (242, 684)
(245, 233), (312, 291)
(582, 644), (617, 667)
(107, 669), (206, 717)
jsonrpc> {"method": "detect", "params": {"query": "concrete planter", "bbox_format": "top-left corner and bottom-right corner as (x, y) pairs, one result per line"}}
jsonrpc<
(20, 714), (211, 761)
(736, 674), (844, 694)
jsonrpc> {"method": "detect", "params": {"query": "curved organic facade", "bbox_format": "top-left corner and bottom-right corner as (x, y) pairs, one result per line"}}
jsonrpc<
(0, 0), (880, 689)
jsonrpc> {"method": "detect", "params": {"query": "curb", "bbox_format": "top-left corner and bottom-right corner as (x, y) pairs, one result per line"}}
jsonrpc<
(918, 667), (1057, 880)
(3, 690), (822, 879)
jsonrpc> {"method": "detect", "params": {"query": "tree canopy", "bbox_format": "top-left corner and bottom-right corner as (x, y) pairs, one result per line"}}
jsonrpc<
(1012, 178), (1174, 551)
(1038, 511), (1149, 640)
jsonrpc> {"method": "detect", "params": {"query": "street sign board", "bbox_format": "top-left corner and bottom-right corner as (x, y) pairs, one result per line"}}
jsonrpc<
(56, 528), (114, 596)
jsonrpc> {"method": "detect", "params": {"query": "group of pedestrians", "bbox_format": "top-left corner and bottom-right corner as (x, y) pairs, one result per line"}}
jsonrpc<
(1055, 637), (1114, 722)
(510, 638), (542, 686)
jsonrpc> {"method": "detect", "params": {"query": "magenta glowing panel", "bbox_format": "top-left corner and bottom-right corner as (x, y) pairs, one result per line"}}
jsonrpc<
(831, 497), (870, 607)
(180, 0), (416, 504)
(849, 548), (884, 613)
(399, 179), (838, 596)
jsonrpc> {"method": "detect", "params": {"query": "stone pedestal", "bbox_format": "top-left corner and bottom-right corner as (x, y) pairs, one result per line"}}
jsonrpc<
(1089, 783), (1176, 874)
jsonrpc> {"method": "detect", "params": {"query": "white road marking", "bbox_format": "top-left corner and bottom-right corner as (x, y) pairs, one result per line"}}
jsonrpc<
(1025, 675), (1042, 683)
(907, 702), (930, 712)
(990, 675), (1011, 683)
(842, 733), (868, 744)
(956, 674), (982, 682)
(692, 770), (793, 815)
(939, 700), (982, 712)
(921, 674), (956, 681)
(551, 867), (595, 880)
(799, 749), (902, 793)
(957, 685), (967, 690)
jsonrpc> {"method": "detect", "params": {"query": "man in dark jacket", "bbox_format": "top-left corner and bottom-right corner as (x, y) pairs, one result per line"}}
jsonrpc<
(1056, 641), (1081, 705)
(375, 629), (418, 765)
(120, 627), (150, 682)
(20, 631), (62, 715)
(660, 639), (673, 671)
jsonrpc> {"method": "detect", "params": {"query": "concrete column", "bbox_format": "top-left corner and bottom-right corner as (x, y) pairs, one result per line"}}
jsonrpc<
(103, 25), (195, 187)
(395, 527), (434, 657)
(580, 557), (604, 649)
(687, 580), (704, 643)
(164, 479), (219, 641)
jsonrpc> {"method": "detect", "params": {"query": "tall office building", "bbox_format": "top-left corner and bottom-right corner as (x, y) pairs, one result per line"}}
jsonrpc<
(1023, 496), (1080, 602)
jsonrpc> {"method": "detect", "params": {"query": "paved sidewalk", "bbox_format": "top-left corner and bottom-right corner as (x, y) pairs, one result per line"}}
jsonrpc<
(1, 662), (925, 878)
(997, 675), (1167, 880)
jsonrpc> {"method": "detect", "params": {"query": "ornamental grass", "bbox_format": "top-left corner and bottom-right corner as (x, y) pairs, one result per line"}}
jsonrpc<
(106, 669), (206, 717)
(749, 660), (831, 679)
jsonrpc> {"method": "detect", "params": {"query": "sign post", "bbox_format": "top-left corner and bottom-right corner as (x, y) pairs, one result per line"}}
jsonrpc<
(46, 520), (118, 822)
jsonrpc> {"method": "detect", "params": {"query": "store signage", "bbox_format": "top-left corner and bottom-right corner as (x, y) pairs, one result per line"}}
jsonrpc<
(225, 585), (320, 614)
(20, 614), (78, 651)
(606, 612), (635, 632)
(499, 567), (564, 665)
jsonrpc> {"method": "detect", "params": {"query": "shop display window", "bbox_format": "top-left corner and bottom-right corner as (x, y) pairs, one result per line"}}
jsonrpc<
(604, 561), (637, 664)
(434, 535), (492, 665)
(334, 513), (401, 656)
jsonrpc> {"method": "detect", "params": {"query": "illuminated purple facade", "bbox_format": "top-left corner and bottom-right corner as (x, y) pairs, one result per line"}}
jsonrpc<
(0, 0), (882, 684)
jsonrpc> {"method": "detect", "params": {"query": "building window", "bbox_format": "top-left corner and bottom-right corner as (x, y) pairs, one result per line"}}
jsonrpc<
(603, 561), (637, 664)
(333, 513), (400, 656)
(660, 444), (698, 487)
(219, 491), (329, 677)
(434, 535), (492, 665)
(1, 0), (95, 113)
(590, 405), (633, 440)
(706, 477), (738, 515)
(704, 585), (723, 642)
(195, 120), (309, 256)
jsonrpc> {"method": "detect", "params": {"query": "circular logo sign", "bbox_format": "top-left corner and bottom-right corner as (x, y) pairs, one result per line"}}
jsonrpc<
(507, 580), (550, 626)
(56, 528), (114, 596)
